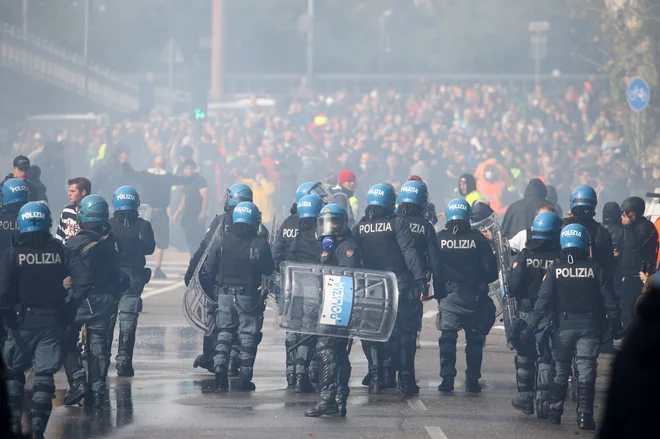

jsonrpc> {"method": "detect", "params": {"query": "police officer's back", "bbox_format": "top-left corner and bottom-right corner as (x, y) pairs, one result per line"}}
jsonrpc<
(0, 179), (29, 251)
(522, 224), (621, 430)
(291, 195), (324, 264)
(0, 202), (93, 438)
(202, 202), (274, 391)
(435, 198), (498, 394)
(108, 186), (156, 377)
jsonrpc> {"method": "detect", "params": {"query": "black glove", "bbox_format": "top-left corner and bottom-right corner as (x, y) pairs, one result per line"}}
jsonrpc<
(520, 327), (536, 345)
(610, 318), (623, 340)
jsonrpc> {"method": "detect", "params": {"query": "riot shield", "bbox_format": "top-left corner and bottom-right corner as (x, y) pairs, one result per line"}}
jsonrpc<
(182, 224), (223, 335)
(471, 213), (517, 344)
(275, 262), (399, 342)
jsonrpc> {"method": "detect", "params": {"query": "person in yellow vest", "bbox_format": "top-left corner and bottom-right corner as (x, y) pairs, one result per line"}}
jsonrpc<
(458, 173), (482, 206)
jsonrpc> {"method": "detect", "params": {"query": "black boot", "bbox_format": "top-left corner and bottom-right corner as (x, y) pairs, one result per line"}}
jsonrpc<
(548, 383), (568, 425)
(438, 377), (454, 393)
(535, 399), (549, 419)
(234, 366), (256, 392)
(193, 354), (211, 370)
(577, 412), (596, 431)
(64, 379), (89, 406)
(361, 373), (371, 386)
(511, 395), (534, 415)
(466, 378), (482, 393)
(295, 373), (316, 393)
(228, 358), (239, 378)
(398, 371), (419, 397)
(92, 390), (105, 408)
(214, 365), (229, 391)
(286, 373), (297, 389)
(336, 400), (347, 417)
(116, 328), (136, 377)
(383, 367), (397, 390)
(304, 400), (339, 417)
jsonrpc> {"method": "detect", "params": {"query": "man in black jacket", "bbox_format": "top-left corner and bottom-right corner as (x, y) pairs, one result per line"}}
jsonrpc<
(501, 178), (550, 239)
(602, 202), (624, 267)
(618, 196), (658, 333)
(1, 156), (40, 205)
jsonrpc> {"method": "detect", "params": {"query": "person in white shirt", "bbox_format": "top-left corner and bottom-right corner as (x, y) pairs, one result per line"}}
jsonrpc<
(508, 203), (557, 253)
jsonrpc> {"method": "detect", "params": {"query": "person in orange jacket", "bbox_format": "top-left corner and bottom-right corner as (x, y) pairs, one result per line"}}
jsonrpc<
(475, 158), (512, 215)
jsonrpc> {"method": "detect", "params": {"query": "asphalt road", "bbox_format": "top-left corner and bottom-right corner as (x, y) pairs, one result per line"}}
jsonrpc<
(38, 253), (613, 439)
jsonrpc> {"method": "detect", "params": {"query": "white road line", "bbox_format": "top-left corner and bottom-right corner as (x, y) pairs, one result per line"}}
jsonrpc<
(492, 325), (505, 330)
(425, 426), (448, 439)
(408, 399), (428, 411)
(423, 310), (438, 319)
(142, 282), (184, 299)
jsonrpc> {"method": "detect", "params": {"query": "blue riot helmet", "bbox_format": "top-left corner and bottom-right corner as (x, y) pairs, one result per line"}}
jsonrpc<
(445, 198), (471, 221)
(296, 181), (333, 204)
(317, 203), (347, 237)
(232, 202), (261, 227)
(2, 178), (29, 207)
(367, 183), (396, 210)
(570, 185), (597, 210)
(297, 194), (324, 219)
(18, 201), (51, 233)
(560, 223), (590, 251)
(79, 194), (109, 224)
(113, 185), (140, 211)
(399, 180), (428, 206)
(394, 196), (401, 213)
(531, 211), (562, 241)
(224, 183), (253, 209)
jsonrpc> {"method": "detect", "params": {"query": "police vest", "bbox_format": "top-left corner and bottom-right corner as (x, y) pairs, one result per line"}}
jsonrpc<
(553, 260), (601, 314)
(77, 231), (121, 292)
(0, 210), (19, 251)
(219, 232), (264, 290)
(403, 215), (430, 255)
(109, 216), (145, 268)
(356, 216), (407, 276)
(292, 227), (321, 263)
(15, 241), (68, 309)
(520, 247), (559, 302)
(279, 214), (299, 240)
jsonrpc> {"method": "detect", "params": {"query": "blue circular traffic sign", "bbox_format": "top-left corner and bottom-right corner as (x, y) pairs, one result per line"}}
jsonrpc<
(627, 77), (650, 112)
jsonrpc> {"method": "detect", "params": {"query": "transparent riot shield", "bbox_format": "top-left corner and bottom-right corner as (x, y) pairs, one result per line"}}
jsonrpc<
(182, 225), (223, 335)
(275, 262), (399, 342)
(471, 213), (517, 341)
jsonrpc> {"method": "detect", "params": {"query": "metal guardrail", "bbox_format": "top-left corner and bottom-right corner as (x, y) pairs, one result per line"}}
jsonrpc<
(0, 22), (184, 114)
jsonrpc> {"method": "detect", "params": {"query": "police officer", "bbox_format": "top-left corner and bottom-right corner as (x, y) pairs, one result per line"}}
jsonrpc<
(289, 194), (325, 393)
(202, 202), (274, 391)
(305, 204), (361, 417)
(108, 186), (156, 376)
(509, 212), (562, 418)
(0, 202), (93, 438)
(436, 198), (498, 393)
(274, 182), (329, 387)
(520, 224), (622, 430)
(353, 183), (429, 395)
(390, 180), (443, 390)
(62, 195), (123, 408)
(185, 184), (268, 375)
(0, 179), (29, 251)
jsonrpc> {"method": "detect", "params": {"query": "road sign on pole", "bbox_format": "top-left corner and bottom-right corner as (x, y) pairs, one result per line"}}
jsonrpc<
(627, 77), (650, 112)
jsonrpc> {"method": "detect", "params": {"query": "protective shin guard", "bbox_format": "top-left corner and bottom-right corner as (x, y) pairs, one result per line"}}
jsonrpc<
(514, 356), (536, 394)
(465, 332), (485, 381)
(438, 332), (458, 380)
(31, 375), (55, 435)
(116, 328), (136, 376)
(548, 383), (568, 424)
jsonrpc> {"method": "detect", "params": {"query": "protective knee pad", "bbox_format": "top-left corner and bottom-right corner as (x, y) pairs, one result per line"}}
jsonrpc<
(514, 355), (536, 392)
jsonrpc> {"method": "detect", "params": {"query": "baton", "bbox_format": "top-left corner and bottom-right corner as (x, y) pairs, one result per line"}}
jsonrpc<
(86, 298), (94, 314)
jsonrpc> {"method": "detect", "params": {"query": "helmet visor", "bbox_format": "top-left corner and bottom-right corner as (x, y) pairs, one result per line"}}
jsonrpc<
(316, 214), (345, 237)
(308, 183), (333, 204)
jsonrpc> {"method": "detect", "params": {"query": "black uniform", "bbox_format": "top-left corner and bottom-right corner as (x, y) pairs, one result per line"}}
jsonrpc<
(563, 216), (615, 281)
(107, 211), (156, 375)
(436, 222), (498, 391)
(508, 240), (560, 416)
(185, 211), (269, 374)
(306, 234), (361, 417)
(0, 204), (21, 253)
(61, 226), (123, 407)
(201, 222), (274, 390)
(353, 209), (428, 394)
(618, 217), (658, 331)
(526, 256), (620, 426)
(0, 232), (93, 436)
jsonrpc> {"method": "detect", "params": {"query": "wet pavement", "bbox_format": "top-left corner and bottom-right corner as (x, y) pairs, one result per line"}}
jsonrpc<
(35, 254), (613, 438)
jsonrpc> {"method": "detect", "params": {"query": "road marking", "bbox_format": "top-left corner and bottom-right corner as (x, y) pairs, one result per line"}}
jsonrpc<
(142, 282), (184, 299)
(423, 310), (438, 319)
(425, 426), (448, 439)
(408, 399), (427, 411)
(492, 325), (505, 330)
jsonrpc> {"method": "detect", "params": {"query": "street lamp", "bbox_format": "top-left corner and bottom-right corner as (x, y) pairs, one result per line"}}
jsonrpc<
(529, 21), (550, 89)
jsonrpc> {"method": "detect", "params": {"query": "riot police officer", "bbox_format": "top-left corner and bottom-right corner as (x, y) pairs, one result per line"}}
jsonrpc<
(274, 182), (330, 387)
(202, 201), (274, 391)
(108, 186), (156, 376)
(0, 202), (93, 438)
(353, 183), (429, 395)
(390, 180), (443, 390)
(509, 211), (562, 417)
(289, 194), (325, 393)
(0, 179), (29, 251)
(521, 224), (622, 430)
(185, 184), (268, 375)
(304, 203), (361, 417)
(436, 198), (498, 393)
(62, 195), (123, 408)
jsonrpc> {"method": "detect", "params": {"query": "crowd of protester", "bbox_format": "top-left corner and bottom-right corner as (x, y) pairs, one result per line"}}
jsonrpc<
(3, 78), (654, 247)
